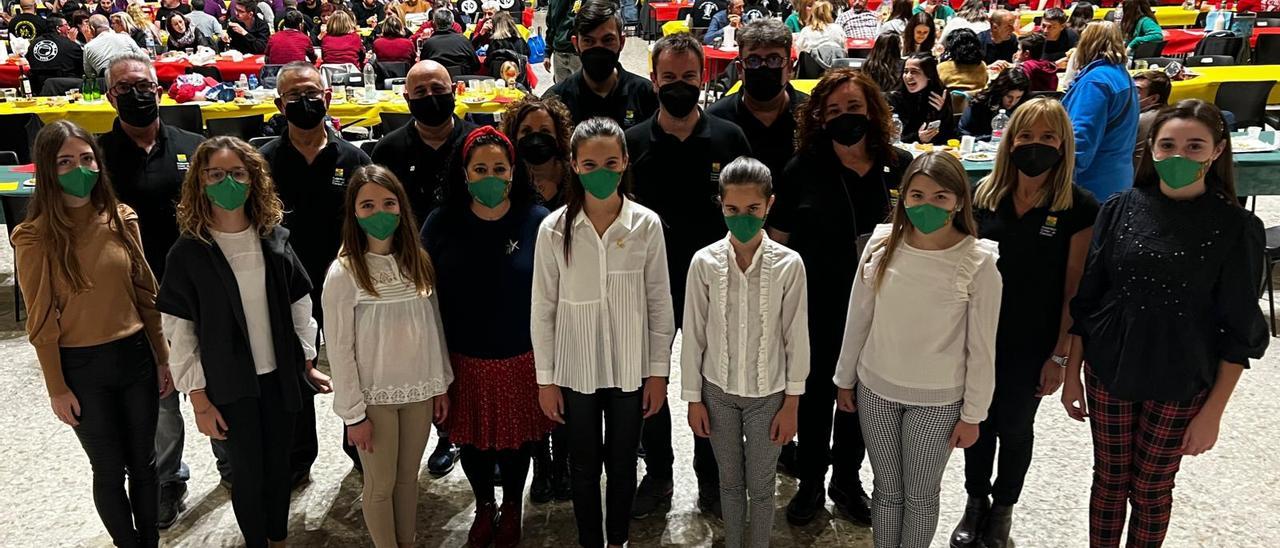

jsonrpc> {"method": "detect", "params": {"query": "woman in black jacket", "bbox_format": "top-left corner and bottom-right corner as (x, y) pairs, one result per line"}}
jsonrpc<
(887, 52), (956, 145)
(959, 67), (1031, 141)
(158, 136), (318, 548)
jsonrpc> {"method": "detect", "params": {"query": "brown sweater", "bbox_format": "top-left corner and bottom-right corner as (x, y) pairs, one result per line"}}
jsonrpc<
(13, 202), (168, 396)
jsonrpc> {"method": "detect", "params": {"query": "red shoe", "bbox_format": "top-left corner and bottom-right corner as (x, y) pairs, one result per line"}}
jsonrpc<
(494, 502), (522, 547)
(469, 502), (498, 547)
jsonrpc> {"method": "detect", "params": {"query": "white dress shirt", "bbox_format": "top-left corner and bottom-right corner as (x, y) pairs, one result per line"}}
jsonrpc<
(832, 224), (1002, 424)
(531, 199), (676, 394)
(680, 234), (810, 403)
(322, 253), (454, 425)
(163, 226), (318, 393)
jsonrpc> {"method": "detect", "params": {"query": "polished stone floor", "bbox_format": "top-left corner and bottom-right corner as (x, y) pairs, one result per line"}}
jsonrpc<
(5, 14), (1280, 548)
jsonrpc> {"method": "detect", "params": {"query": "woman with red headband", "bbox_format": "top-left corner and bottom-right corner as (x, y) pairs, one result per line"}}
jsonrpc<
(420, 126), (555, 547)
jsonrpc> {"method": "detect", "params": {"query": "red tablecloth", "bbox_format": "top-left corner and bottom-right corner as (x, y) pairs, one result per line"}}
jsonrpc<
(154, 55), (267, 86)
(0, 63), (21, 89)
(1162, 27), (1280, 55)
(650, 1), (686, 22)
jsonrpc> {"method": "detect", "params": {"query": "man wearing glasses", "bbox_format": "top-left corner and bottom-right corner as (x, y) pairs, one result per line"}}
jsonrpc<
(26, 15), (84, 93)
(97, 53), (208, 531)
(258, 62), (372, 484)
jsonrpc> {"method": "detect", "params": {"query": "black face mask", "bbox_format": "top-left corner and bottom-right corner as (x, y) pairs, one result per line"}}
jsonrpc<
(517, 132), (558, 165)
(1010, 142), (1062, 177)
(743, 66), (784, 103)
(658, 80), (700, 118)
(116, 89), (159, 127)
(283, 96), (327, 130)
(407, 93), (455, 127)
(579, 47), (619, 82)
(826, 113), (869, 147)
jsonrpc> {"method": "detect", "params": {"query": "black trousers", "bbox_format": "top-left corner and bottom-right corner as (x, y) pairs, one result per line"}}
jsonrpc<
(290, 386), (358, 475)
(219, 371), (297, 547)
(641, 404), (719, 491)
(964, 355), (1043, 506)
(795, 311), (866, 489)
(61, 331), (160, 548)
(461, 443), (534, 505)
(563, 387), (644, 547)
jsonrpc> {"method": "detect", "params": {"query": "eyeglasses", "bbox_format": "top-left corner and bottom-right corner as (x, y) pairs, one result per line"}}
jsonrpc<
(281, 90), (325, 103)
(742, 54), (787, 70)
(203, 168), (251, 182)
(111, 80), (158, 96)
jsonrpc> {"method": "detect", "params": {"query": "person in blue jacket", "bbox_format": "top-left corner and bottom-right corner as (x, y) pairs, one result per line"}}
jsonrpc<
(705, 0), (745, 45)
(1061, 21), (1138, 200)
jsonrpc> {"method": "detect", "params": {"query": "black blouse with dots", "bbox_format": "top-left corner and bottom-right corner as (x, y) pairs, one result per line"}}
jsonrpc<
(1069, 186), (1269, 401)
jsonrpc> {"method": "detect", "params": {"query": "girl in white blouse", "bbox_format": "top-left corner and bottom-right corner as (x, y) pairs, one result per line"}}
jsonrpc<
(681, 157), (809, 548)
(531, 117), (676, 548)
(832, 152), (1002, 548)
(321, 165), (452, 548)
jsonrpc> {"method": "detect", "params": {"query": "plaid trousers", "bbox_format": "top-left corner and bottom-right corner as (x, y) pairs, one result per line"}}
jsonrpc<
(1085, 367), (1207, 548)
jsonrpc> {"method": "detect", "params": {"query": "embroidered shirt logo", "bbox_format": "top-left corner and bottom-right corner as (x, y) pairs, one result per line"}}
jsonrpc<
(710, 162), (721, 184)
(176, 154), (189, 172)
(332, 167), (346, 186)
(889, 188), (900, 208)
(1040, 215), (1058, 237)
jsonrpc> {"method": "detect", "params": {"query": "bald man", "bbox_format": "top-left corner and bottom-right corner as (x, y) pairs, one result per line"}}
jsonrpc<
(981, 10), (1020, 65)
(9, 0), (49, 40)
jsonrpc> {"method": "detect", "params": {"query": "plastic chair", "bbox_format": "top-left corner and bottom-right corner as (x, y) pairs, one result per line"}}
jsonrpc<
(1255, 18), (1280, 27)
(0, 114), (43, 164)
(796, 51), (828, 79)
(1130, 40), (1167, 59)
(185, 64), (225, 82)
(1195, 32), (1244, 57)
(206, 115), (265, 139)
(1212, 80), (1276, 128)
(1185, 55), (1237, 66)
(379, 112), (413, 135)
(320, 63), (360, 85)
(374, 61), (410, 89)
(1256, 34), (1280, 64)
(159, 104), (204, 134)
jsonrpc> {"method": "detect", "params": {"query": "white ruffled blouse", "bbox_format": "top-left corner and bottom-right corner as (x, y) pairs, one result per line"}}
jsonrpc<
(833, 223), (1002, 424)
(322, 253), (453, 425)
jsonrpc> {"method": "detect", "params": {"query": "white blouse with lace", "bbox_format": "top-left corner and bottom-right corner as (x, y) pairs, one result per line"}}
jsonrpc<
(321, 253), (454, 425)
(531, 199), (676, 394)
(832, 223), (1002, 424)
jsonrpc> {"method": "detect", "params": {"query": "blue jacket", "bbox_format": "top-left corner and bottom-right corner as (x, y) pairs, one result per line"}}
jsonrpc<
(1062, 59), (1139, 200)
(705, 11), (731, 45)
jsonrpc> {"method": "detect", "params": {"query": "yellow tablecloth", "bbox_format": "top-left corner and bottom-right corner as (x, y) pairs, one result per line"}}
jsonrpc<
(1019, 5), (1203, 27)
(726, 79), (817, 95)
(1165, 65), (1280, 104)
(0, 93), (518, 134)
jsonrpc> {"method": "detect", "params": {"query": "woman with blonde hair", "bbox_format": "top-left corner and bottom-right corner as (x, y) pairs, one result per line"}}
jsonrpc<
(951, 98), (1098, 548)
(1061, 21), (1139, 200)
(486, 11), (530, 56)
(158, 136), (317, 548)
(786, 0), (812, 32)
(322, 10), (367, 65)
(324, 164), (452, 548)
(15, 120), (170, 548)
(111, 10), (148, 48)
(834, 151), (1001, 548)
(795, 0), (847, 54)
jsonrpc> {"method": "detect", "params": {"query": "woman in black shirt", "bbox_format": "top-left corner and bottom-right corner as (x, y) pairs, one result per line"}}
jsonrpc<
(1066, 99), (1268, 547)
(955, 98), (1098, 548)
(768, 68), (912, 527)
(887, 53), (956, 145)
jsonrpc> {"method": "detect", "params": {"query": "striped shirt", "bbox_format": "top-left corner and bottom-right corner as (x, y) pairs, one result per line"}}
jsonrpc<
(531, 199), (676, 394)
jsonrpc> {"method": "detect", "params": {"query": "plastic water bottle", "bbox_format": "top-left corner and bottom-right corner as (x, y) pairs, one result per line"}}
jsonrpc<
(145, 32), (157, 58)
(991, 109), (1009, 144)
(363, 54), (377, 96)
(891, 113), (904, 144)
(248, 74), (259, 90)
(237, 73), (249, 90)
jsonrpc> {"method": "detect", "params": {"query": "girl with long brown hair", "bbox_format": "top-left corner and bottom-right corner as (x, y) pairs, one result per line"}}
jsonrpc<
(157, 136), (317, 548)
(323, 165), (452, 548)
(1066, 99), (1267, 547)
(833, 152), (1002, 548)
(15, 120), (170, 548)
(768, 68), (911, 527)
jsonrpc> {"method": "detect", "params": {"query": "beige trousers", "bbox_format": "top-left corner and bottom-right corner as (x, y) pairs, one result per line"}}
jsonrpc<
(357, 400), (433, 547)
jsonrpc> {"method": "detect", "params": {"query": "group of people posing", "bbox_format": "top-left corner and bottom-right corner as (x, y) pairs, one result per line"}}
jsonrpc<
(13, 0), (1269, 547)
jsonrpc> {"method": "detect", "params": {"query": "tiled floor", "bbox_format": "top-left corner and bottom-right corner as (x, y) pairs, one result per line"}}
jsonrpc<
(4, 14), (1280, 548)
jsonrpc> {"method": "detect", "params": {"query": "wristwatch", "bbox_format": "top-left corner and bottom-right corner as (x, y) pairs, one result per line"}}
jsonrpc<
(1051, 355), (1069, 367)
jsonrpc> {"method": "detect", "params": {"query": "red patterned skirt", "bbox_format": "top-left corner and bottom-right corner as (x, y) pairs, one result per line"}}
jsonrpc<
(445, 351), (556, 450)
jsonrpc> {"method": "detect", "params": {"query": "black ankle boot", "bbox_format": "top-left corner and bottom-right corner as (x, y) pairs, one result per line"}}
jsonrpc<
(949, 495), (990, 548)
(982, 503), (1014, 548)
(530, 439), (553, 504)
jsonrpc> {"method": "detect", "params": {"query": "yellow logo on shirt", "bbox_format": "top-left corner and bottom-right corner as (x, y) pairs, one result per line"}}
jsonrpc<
(1046, 215), (1058, 227)
(177, 154), (187, 162)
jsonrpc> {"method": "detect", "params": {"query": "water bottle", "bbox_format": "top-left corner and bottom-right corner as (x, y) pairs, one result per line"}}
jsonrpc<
(145, 32), (157, 58)
(248, 74), (259, 90)
(237, 73), (249, 90)
(991, 109), (1009, 144)
(363, 54), (377, 97)
(891, 113), (904, 144)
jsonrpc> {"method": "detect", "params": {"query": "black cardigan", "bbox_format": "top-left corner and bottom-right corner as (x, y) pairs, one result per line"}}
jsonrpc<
(157, 226), (312, 410)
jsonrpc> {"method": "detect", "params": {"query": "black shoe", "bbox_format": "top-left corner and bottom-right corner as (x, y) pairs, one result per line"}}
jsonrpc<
(157, 482), (187, 529)
(551, 459), (572, 502)
(630, 475), (673, 519)
(697, 490), (723, 520)
(428, 438), (460, 477)
(776, 441), (798, 478)
(949, 495), (991, 548)
(785, 481), (825, 526)
(981, 503), (1014, 548)
(828, 482), (872, 526)
(530, 445), (553, 504)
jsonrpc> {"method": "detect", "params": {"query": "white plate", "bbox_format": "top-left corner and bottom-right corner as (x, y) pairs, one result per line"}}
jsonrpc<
(1232, 137), (1278, 153)
(962, 152), (996, 162)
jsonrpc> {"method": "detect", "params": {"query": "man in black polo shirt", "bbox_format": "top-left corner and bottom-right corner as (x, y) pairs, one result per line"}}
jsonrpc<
(258, 61), (372, 483)
(98, 53), (206, 531)
(542, 0), (657, 129)
(626, 31), (751, 520)
(372, 59), (478, 224)
(706, 18), (804, 186)
(980, 9), (1018, 65)
(26, 15), (83, 93)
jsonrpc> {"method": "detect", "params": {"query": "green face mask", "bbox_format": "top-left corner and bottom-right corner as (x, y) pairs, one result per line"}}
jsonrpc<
(467, 176), (509, 208)
(905, 203), (952, 234)
(58, 166), (99, 198)
(1153, 155), (1208, 189)
(579, 168), (622, 200)
(204, 175), (249, 211)
(357, 210), (400, 240)
(725, 213), (765, 243)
